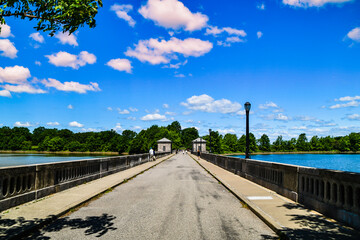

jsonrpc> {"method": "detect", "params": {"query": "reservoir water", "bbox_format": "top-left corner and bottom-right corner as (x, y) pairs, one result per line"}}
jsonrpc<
(0, 154), (105, 167)
(230, 154), (360, 173)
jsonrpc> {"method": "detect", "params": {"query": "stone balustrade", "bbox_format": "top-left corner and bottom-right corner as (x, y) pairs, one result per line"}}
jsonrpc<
(200, 152), (360, 230)
(0, 152), (170, 212)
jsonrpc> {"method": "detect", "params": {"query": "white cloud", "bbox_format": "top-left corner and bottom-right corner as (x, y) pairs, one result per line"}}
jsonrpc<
(107, 107), (113, 111)
(113, 123), (123, 132)
(125, 37), (213, 65)
(54, 32), (78, 46)
(347, 27), (360, 42)
(263, 113), (290, 121)
(0, 24), (12, 38)
(118, 108), (130, 114)
(291, 126), (307, 130)
(0, 90), (11, 97)
(111, 4), (136, 27)
(69, 121), (84, 128)
(35, 61), (41, 66)
(47, 122), (60, 126)
(42, 78), (100, 93)
(225, 36), (243, 43)
(218, 128), (236, 135)
(329, 101), (360, 109)
(14, 122), (33, 127)
(29, 32), (44, 43)
(0, 39), (17, 58)
(141, 113), (167, 121)
(139, 0), (208, 31)
(257, 3), (266, 10)
(0, 66), (31, 84)
(163, 103), (169, 108)
(336, 95), (360, 101)
(106, 58), (132, 73)
(282, 0), (352, 8)
(257, 31), (263, 39)
(165, 111), (176, 115)
(132, 126), (142, 130)
(181, 94), (242, 114)
(127, 116), (136, 120)
(259, 102), (279, 109)
(205, 26), (247, 37)
(129, 107), (138, 112)
(46, 51), (96, 69)
(2, 84), (46, 94)
(68, 104), (73, 109)
(175, 73), (185, 78)
(346, 114), (360, 120)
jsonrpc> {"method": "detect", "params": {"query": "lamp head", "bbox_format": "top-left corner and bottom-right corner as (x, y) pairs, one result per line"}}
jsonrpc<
(244, 102), (251, 112)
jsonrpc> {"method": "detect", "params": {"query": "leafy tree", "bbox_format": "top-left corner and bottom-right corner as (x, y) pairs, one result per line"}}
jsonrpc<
(310, 136), (322, 151)
(167, 121), (181, 133)
(348, 132), (360, 152)
(258, 134), (270, 152)
(272, 136), (284, 152)
(222, 134), (238, 153)
(296, 133), (310, 151)
(0, 0), (103, 36)
(203, 131), (222, 154)
(237, 135), (246, 152)
(181, 127), (199, 149)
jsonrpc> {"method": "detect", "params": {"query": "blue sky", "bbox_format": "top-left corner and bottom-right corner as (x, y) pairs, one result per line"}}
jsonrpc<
(0, 0), (359, 141)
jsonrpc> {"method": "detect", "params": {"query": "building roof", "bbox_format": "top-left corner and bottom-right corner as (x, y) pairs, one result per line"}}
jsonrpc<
(192, 137), (206, 143)
(157, 137), (172, 143)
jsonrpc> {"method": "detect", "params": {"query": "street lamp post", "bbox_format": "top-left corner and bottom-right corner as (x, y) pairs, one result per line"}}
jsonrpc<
(209, 129), (212, 153)
(244, 102), (251, 159)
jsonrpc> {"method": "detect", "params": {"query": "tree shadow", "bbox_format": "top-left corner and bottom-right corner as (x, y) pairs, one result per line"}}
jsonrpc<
(278, 203), (360, 239)
(0, 213), (117, 239)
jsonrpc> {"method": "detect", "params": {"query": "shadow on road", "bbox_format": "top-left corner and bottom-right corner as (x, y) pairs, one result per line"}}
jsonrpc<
(0, 213), (117, 239)
(279, 202), (360, 239)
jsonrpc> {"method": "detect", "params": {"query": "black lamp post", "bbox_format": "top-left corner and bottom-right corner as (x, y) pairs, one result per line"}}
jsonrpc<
(209, 129), (212, 153)
(244, 102), (251, 159)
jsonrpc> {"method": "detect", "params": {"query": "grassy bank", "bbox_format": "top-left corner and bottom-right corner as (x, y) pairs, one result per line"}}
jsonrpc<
(0, 150), (122, 155)
(222, 151), (360, 156)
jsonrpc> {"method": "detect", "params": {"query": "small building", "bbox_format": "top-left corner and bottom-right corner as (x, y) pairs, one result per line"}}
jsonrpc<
(157, 138), (172, 152)
(192, 138), (206, 152)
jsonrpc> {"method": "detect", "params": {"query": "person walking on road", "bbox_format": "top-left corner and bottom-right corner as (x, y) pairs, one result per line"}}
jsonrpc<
(149, 148), (155, 161)
(197, 149), (200, 160)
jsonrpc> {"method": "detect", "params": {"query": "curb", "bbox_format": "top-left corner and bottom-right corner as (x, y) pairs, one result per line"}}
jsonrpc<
(188, 153), (287, 240)
(5, 154), (175, 240)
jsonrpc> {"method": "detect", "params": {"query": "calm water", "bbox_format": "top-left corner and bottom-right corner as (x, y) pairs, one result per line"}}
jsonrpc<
(230, 154), (360, 173)
(0, 154), (105, 167)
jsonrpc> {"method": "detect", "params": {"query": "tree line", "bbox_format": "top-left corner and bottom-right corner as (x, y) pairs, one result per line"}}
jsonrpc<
(0, 121), (359, 154)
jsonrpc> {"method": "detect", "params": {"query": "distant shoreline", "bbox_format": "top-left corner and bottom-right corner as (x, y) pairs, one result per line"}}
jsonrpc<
(0, 150), (121, 155)
(223, 151), (360, 156)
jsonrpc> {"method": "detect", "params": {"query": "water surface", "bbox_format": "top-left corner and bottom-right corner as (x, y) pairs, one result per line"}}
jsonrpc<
(230, 154), (360, 173)
(0, 153), (105, 167)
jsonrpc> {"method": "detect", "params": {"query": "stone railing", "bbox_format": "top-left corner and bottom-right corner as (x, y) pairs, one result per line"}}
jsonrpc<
(0, 152), (171, 212)
(200, 153), (360, 230)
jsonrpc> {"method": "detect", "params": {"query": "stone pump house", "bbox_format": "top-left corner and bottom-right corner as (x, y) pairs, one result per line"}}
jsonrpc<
(157, 138), (172, 152)
(192, 138), (206, 153)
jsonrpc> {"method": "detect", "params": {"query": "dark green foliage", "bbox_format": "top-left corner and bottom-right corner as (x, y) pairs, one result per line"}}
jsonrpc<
(258, 134), (270, 152)
(181, 127), (199, 150)
(203, 131), (222, 154)
(0, 0), (103, 36)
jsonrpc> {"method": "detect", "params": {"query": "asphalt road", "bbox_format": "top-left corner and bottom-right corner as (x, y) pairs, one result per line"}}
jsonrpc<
(28, 153), (277, 240)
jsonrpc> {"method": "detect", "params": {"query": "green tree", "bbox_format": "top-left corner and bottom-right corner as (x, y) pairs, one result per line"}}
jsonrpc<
(204, 131), (222, 154)
(348, 132), (360, 152)
(0, 0), (103, 35)
(181, 127), (199, 150)
(237, 135), (246, 152)
(258, 134), (270, 152)
(272, 135), (284, 151)
(296, 133), (310, 151)
(167, 121), (181, 133)
(222, 133), (238, 153)
(310, 136), (322, 151)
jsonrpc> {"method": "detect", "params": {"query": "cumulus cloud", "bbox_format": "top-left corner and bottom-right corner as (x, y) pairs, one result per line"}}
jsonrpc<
(257, 3), (266, 10)
(330, 101), (360, 109)
(0, 24), (12, 38)
(141, 113), (167, 121)
(68, 104), (73, 109)
(46, 51), (96, 69)
(336, 95), (360, 101)
(29, 32), (44, 43)
(111, 4), (136, 27)
(42, 78), (100, 93)
(218, 128), (236, 135)
(0, 39), (17, 58)
(14, 121), (33, 127)
(347, 27), (360, 42)
(165, 111), (176, 116)
(283, 0), (352, 8)
(125, 37), (212, 65)
(262, 113), (290, 121)
(106, 58), (132, 73)
(69, 121), (84, 128)
(257, 31), (263, 39)
(139, 0), (208, 31)
(55, 32), (78, 46)
(35, 61), (41, 66)
(181, 94), (242, 114)
(259, 102), (279, 109)
(163, 103), (169, 108)
(107, 107), (113, 111)
(175, 73), (185, 78)
(47, 122), (60, 126)
(113, 123), (123, 132)
(118, 108), (130, 114)
(0, 66), (31, 84)
(346, 114), (360, 121)
(127, 116), (136, 120)
(205, 26), (247, 37)
(0, 90), (11, 97)
(129, 107), (138, 112)
(2, 84), (46, 94)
